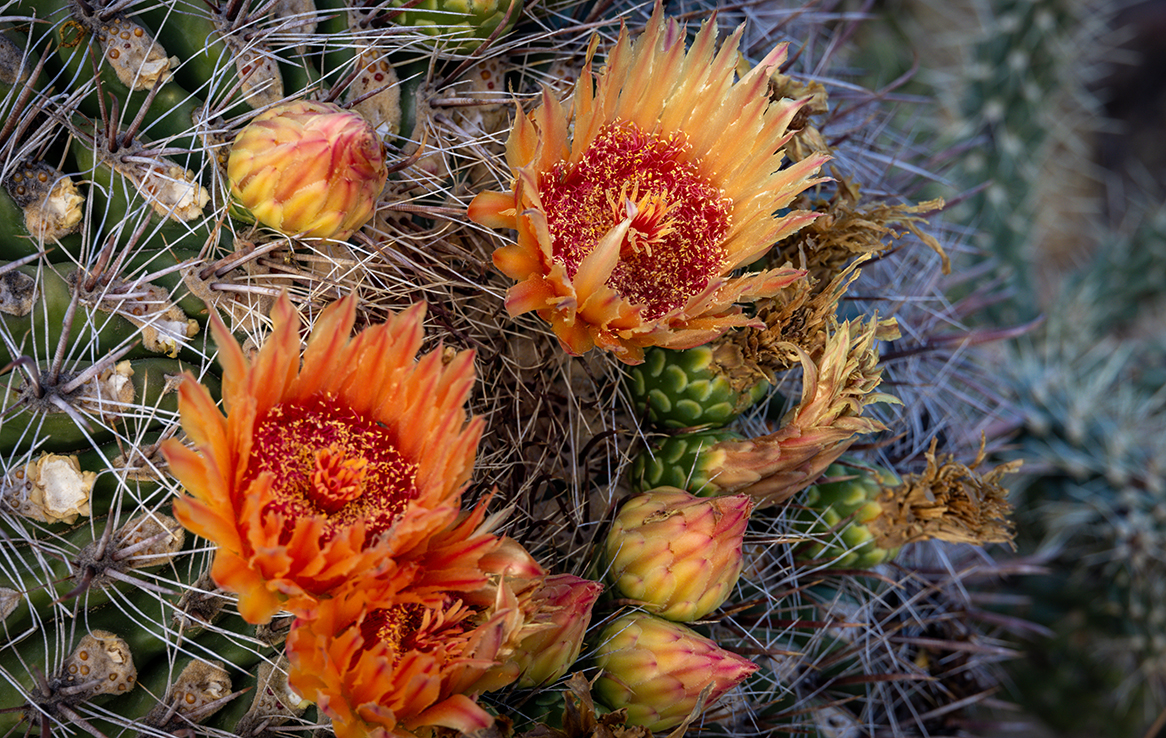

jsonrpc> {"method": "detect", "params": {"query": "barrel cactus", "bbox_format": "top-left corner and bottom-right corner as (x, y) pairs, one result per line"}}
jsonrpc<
(0, 1), (1029, 736)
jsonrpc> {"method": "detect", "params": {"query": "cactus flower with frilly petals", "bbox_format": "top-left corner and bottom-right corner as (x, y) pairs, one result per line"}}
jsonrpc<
(512, 574), (603, 688)
(604, 488), (752, 622)
(593, 613), (757, 731)
(228, 100), (387, 240)
(467, 4), (826, 363)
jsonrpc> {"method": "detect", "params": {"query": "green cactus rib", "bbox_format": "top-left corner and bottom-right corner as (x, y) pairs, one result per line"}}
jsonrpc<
(949, 0), (1084, 321)
(0, 538), (263, 735)
(45, 16), (205, 154)
(1, 265), (136, 368)
(1, 357), (218, 455)
(0, 511), (183, 652)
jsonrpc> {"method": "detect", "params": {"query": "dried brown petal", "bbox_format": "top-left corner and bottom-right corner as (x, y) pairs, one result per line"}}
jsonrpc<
(868, 437), (1019, 549)
(780, 177), (949, 284)
(708, 318), (899, 507)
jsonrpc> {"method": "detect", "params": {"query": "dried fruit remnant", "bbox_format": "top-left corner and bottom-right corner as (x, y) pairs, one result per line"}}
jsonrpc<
(1, 453), (95, 524)
(3, 160), (85, 241)
(144, 659), (232, 728)
(89, 14), (177, 90)
(59, 631), (138, 697)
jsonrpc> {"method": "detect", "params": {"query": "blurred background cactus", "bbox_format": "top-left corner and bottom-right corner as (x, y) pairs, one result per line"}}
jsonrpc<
(846, 0), (1166, 734)
(1, 0), (1139, 735)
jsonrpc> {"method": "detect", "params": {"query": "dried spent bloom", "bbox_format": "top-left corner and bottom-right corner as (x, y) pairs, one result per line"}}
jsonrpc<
(593, 613), (758, 731)
(3, 160), (85, 241)
(286, 551), (545, 738)
(228, 100), (388, 240)
(865, 438), (1018, 550)
(468, 4), (827, 363)
(604, 488), (752, 622)
(2, 453), (94, 524)
(633, 318), (899, 508)
(162, 294), (489, 623)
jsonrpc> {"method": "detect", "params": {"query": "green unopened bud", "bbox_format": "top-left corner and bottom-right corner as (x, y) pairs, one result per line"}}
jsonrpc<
(630, 429), (742, 496)
(795, 443), (1017, 569)
(369, 0), (523, 52)
(604, 489), (752, 622)
(625, 344), (769, 430)
(593, 613), (757, 731)
(228, 100), (388, 240)
(515, 574), (603, 688)
(791, 463), (901, 569)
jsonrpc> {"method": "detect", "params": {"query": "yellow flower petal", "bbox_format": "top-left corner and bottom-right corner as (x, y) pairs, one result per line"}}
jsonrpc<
(469, 3), (827, 363)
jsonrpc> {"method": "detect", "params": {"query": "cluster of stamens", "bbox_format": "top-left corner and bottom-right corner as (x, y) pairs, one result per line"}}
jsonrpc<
(540, 120), (732, 318)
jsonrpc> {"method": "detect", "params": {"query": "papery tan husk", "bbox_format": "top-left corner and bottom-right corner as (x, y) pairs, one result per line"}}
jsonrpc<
(868, 437), (1019, 549)
(706, 315), (900, 508)
(780, 177), (950, 285)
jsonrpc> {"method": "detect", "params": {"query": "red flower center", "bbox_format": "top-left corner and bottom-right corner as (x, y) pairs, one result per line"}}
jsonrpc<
(249, 394), (419, 542)
(540, 120), (732, 318)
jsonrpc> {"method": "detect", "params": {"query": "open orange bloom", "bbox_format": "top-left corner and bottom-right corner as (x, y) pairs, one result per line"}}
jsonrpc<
(162, 294), (488, 623)
(468, 5), (828, 363)
(286, 538), (547, 738)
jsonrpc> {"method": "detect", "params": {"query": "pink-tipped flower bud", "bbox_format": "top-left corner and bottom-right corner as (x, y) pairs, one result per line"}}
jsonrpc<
(593, 613), (757, 731)
(514, 574), (604, 688)
(603, 487), (753, 622)
(227, 100), (387, 240)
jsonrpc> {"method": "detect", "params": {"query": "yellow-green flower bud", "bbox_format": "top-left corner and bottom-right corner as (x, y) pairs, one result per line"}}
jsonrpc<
(514, 574), (603, 688)
(593, 613), (757, 731)
(227, 100), (387, 240)
(604, 488), (752, 621)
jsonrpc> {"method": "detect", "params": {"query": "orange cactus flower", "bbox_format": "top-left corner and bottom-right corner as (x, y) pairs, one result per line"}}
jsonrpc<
(162, 294), (489, 624)
(286, 546), (547, 738)
(468, 4), (828, 363)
